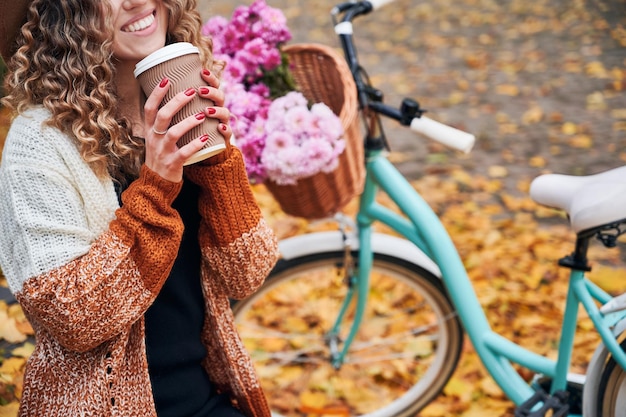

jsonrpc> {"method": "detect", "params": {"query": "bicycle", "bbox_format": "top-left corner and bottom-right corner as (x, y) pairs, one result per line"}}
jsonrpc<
(231, 1), (626, 416)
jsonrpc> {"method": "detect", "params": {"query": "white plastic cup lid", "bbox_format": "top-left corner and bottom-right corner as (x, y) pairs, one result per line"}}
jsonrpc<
(134, 42), (200, 78)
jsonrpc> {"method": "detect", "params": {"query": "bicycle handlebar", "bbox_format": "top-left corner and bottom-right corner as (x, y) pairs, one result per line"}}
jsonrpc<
(367, 0), (396, 10)
(410, 116), (475, 154)
(331, 0), (395, 20)
(333, 0), (476, 154)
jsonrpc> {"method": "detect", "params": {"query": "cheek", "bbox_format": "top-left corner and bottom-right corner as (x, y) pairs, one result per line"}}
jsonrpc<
(158, 5), (170, 32)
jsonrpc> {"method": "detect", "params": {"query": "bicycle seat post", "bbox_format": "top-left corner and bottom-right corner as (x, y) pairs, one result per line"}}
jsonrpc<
(558, 235), (592, 272)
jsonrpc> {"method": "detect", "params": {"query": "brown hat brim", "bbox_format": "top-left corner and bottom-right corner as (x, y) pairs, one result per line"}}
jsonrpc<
(0, 0), (31, 62)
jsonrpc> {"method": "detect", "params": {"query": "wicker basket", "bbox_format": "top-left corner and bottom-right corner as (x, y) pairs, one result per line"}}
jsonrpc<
(265, 43), (364, 219)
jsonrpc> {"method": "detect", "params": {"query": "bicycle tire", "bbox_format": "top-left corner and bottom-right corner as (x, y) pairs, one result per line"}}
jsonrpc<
(232, 251), (464, 417)
(596, 338), (626, 417)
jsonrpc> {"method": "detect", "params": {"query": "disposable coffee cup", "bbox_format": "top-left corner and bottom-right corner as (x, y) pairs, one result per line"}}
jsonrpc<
(134, 42), (225, 165)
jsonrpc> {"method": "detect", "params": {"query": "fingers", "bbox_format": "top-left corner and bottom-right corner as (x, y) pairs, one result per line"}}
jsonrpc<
(142, 71), (231, 178)
(176, 134), (213, 163)
(217, 122), (232, 145)
(164, 111), (207, 140)
(199, 68), (225, 107)
(198, 85), (225, 107)
(200, 68), (220, 89)
(144, 112), (210, 182)
(204, 106), (230, 124)
(144, 77), (171, 128)
(204, 106), (232, 143)
(145, 70), (224, 134)
(145, 80), (199, 137)
(154, 87), (197, 129)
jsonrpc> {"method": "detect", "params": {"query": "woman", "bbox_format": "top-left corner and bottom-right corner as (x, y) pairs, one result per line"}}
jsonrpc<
(0, 0), (279, 416)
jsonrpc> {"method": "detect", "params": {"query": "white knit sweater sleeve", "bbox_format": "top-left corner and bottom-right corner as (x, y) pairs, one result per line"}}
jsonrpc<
(0, 108), (120, 293)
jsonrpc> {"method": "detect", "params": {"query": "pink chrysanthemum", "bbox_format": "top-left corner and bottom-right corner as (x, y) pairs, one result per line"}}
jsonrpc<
(203, 1), (345, 184)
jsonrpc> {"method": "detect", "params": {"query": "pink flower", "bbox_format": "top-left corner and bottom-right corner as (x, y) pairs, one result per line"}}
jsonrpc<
(264, 131), (295, 153)
(249, 83), (270, 98)
(201, 15), (228, 40)
(284, 106), (312, 136)
(261, 48), (282, 71)
(223, 59), (247, 83)
(253, 6), (291, 44)
(203, 1), (346, 184)
(311, 103), (343, 138)
(267, 91), (307, 120)
(259, 91), (346, 184)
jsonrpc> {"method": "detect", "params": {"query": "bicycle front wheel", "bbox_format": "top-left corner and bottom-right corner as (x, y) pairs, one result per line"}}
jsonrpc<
(232, 251), (464, 417)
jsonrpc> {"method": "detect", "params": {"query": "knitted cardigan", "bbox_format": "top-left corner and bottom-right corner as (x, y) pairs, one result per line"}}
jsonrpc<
(0, 107), (279, 417)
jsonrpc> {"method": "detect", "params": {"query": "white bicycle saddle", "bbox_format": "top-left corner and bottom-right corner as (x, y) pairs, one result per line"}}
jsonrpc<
(529, 165), (626, 233)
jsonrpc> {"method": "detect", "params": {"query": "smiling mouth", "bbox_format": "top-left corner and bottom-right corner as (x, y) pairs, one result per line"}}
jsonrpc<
(122, 12), (156, 33)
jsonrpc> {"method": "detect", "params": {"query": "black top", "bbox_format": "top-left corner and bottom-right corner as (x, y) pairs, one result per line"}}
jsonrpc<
(144, 179), (218, 416)
(116, 178), (219, 416)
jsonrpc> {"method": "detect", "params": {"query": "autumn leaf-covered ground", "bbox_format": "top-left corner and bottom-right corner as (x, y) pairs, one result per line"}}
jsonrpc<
(0, 0), (625, 415)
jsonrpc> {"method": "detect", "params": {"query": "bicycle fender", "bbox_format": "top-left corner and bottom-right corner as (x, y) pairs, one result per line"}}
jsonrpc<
(277, 231), (442, 277)
(581, 317), (626, 416)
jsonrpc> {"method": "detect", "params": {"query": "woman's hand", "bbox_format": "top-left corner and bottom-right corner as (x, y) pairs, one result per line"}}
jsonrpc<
(143, 77), (210, 182)
(143, 69), (232, 181)
(198, 69), (233, 147)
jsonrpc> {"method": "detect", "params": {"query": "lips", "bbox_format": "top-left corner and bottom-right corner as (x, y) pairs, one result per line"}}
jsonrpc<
(122, 12), (156, 33)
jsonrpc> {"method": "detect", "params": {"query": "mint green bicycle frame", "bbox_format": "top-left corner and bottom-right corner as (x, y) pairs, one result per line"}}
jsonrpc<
(331, 148), (626, 413)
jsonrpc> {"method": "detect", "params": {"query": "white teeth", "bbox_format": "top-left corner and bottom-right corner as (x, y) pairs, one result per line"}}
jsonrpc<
(123, 14), (155, 33)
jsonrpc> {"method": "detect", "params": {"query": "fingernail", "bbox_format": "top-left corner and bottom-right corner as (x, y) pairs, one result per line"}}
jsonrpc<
(159, 77), (169, 88)
(200, 134), (209, 142)
(202, 69), (211, 77)
(195, 112), (205, 120)
(221, 124), (227, 131)
(199, 87), (210, 95)
(206, 107), (216, 115)
(184, 88), (196, 96)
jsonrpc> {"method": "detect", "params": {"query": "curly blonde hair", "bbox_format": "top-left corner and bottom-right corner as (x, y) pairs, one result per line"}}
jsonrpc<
(1, 0), (219, 182)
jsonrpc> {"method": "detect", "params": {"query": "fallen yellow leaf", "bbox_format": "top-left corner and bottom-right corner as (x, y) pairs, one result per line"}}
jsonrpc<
(496, 84), (520, 96)
(0, 357), (26, 379)
(585, 61), (609, 78)
(522, 105), (544, 124)
(488, 166), (508, 178)
(568, 134), (593, 149)
(299, 390), (328, 409)
(11, 343), (34, 359)
(0, 310), (27, 344)
(586, 91), (607, 110)
(588, 266), (626, 295)
(0, 402), (20, 417)
(561, 122), (578, 135)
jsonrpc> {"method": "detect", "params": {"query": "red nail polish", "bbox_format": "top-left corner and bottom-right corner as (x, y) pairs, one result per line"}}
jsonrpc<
(202, 69), (211, 77)
(200, 134), (209, 142)
(159, 77), (169, 88)
(184, 88), (196, 96)
(199, 87), (210, 95)
(207, 107), (216, 115)
(221, 124), (227, 131)
(195, 113), (205, 120)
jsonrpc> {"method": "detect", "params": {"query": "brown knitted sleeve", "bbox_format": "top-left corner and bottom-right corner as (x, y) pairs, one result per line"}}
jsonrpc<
(112, 165), (184, 292)
(17, 165), (184, 352)
(185, 148), (279, 299)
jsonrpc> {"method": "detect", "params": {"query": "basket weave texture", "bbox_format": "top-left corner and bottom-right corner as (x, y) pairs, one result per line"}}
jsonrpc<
(265, 43), (364, 219)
